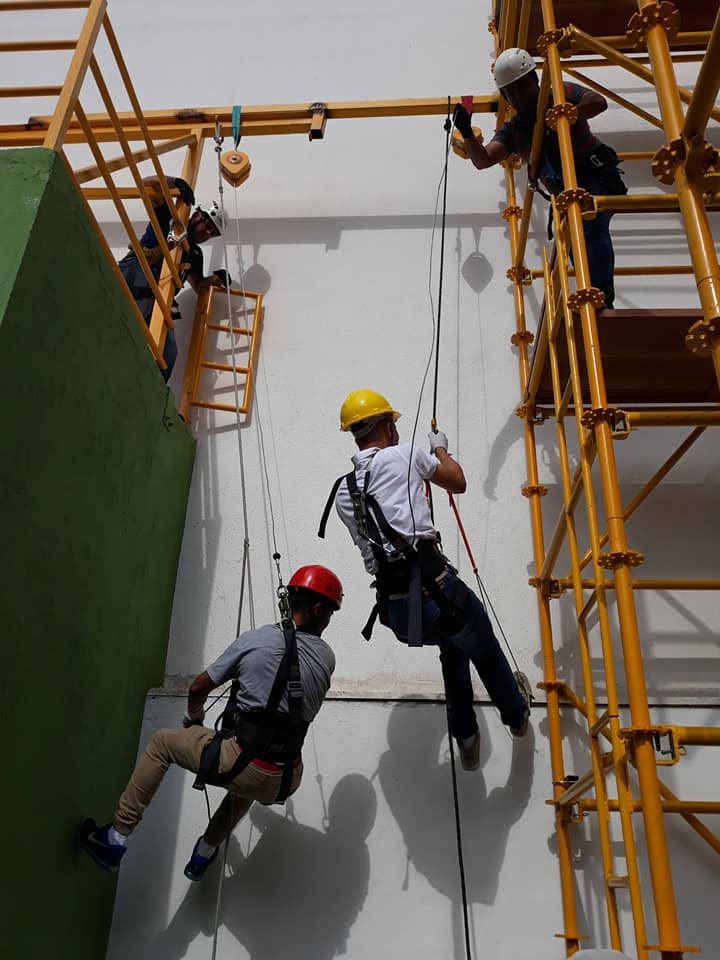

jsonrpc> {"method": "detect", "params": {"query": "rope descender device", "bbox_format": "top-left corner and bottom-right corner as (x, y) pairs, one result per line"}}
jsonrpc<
(273, 552), (292, 623)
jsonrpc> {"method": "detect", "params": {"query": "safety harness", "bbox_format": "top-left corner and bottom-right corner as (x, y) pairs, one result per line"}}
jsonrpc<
(319, 456), (469, 645)
(193, 618), (306, 804)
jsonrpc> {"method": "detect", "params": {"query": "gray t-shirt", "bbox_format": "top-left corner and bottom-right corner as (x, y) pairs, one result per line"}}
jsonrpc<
(207, 622), (335, 724)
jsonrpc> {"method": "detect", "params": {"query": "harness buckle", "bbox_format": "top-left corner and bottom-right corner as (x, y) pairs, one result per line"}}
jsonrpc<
(288, 679), (303, 700)
(590, 153), (604, 168)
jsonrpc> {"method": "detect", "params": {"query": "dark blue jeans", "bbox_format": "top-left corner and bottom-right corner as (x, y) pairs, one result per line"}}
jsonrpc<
(386, 570), (527, 741)
(575, 159), (627, 310)
(118, 251), (177, 382)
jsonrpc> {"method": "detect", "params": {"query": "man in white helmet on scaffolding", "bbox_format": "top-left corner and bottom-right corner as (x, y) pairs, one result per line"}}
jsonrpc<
(118, 174), (230, 380)
(454, 47), (627, 310)
(320, 389), (531, 773)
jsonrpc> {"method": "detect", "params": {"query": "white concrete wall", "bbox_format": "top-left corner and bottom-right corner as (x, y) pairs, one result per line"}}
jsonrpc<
(5, 1), (719, 956)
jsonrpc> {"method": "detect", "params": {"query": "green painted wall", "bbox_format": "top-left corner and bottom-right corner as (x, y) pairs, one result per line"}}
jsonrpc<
(0, 149), (195, 958)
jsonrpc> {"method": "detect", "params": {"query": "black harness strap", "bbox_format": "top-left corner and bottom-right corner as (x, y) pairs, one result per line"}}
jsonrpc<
(193, 620), (305, 803)
(318, 474), (347, 539)
(322, 460), (466, 645)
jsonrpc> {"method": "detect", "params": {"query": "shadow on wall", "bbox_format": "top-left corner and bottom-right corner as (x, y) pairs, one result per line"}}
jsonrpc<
(376, 702), (535, 960)
(150, 773), (376, 960)
(539, 478), (720, 704)
(540, 710), (720, 955)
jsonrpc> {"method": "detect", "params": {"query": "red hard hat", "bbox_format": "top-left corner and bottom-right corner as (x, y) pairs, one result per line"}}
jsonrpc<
(288, 565), (344, 609)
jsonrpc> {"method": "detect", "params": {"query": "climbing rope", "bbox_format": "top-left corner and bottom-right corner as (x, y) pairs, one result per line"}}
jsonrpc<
(405, 97), (474, 960)
(203, 119), (295, 958)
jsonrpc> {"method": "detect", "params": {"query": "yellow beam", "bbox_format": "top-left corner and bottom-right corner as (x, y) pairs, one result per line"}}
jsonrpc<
(682, 4), (720, 141)
(0, 1), (89, 7)
(0, 39), (75, 50)
(74, 133), (196, 184)
(564, 67), (663, 129)
(564, 579), (720, 591)
(41, 0), (105, 151)
(569, 25), (720, 127)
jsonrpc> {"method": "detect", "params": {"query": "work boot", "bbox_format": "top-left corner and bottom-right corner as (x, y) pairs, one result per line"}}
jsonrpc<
(511, 670), (533, 737)
(458, 732), (481, 771)
(510, 708), (530, 738)
(77, 819), (127, 873)
(184, 838), (219, 881)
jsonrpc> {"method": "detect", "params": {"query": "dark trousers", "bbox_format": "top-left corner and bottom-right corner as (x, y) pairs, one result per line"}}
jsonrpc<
(574, 159), (628, 310)
(118, 252), (178, 382)
(386, 569), (526, 740)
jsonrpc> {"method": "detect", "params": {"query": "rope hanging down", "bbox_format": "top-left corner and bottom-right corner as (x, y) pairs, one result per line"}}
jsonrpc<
(424, 97), (474, 960)
(200, 120), (293, 960)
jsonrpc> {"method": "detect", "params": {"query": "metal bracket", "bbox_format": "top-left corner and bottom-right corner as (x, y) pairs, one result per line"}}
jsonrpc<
(650, 134), (719, 186)
(652, 137), (685, 185)
(555, 187), (593, 217)
(309, 102), (328, 140)
(502, 204), (522, 222)
(619, 725), (685, 766)
(528, 575), (563, 598)
(627, 1), (680, 48)
(522, 483), (549, 499)
(515, 403), (546, 423)
(611, 409), (630, 439)
(545, 101), (578, 131)
(536, 28), (572, 57)
(566, 286), (606, 313)
(500, 152), (523, 170)
(511, 330), (535, 347)
(580, 406), (618, 429)
(506, 264), (533, 285)
(686, 317), (720, 357)
(597, 550), (645, 569)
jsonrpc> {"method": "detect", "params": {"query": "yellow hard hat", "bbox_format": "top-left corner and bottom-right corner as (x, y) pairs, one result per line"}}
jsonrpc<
(339, 390), (401, 431)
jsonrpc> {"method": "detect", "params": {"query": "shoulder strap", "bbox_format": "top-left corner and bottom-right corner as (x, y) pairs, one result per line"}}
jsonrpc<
(275, 619), (304, 803)
(318, 473), (350, 539)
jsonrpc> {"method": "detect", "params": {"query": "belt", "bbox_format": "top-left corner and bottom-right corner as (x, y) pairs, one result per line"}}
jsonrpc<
(388, 568), (449, 601)
(231, 742), (302, 772)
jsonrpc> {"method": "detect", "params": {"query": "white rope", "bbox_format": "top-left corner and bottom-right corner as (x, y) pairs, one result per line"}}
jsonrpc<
(205, 130), (291, 958)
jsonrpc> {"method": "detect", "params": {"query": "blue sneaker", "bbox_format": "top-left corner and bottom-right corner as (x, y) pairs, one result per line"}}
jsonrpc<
(183, 838), (219, 881)
(77, 819), (127, 873)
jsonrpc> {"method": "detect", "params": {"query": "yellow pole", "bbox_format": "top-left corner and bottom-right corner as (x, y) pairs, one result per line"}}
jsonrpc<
(553, 211), (649, 957)
(541, 2), (685, 955)
(504, 166), (582, 956)
(682, 4), (720, 141)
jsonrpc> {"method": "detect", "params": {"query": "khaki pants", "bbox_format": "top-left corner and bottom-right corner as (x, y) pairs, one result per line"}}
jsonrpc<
(114, 725), (303, 847)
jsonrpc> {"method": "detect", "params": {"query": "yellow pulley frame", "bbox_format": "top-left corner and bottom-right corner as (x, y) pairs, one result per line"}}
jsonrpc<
(220, 150), (252, 187)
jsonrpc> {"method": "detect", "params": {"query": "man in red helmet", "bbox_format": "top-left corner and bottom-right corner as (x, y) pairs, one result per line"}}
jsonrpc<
(78, 565), (343, 881)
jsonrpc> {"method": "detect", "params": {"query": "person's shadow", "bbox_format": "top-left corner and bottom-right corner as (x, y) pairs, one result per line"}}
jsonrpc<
(377, 702), (535, 959)
(153, 773), (376, 959)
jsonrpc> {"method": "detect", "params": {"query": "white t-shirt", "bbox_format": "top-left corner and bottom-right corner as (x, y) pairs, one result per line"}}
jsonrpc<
(335, 443), (439, 574)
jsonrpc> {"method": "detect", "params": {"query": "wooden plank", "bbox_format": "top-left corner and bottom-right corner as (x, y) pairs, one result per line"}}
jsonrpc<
(530, 309), (720, 405)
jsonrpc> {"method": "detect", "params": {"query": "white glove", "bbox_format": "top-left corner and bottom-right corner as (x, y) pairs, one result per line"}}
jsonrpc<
(182, 707), (205, 728)
(428, 429), (449, 454)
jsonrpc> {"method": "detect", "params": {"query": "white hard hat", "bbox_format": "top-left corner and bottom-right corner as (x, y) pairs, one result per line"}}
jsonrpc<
(572, 950), (633, 960)
(196, 201), (225, 237)
(493, 47), (536, 89)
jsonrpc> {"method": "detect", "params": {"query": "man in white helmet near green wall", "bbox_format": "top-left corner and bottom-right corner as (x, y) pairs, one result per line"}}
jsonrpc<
(454, 47), (627, 310)
(118, 175), (230, 380)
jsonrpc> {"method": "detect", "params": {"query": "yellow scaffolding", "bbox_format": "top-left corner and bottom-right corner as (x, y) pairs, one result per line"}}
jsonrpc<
(2, 2), (719, 954)
(491, 1), (720, 957)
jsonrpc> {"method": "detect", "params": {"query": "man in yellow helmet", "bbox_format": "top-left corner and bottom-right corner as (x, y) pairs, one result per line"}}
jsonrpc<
(320, 390), (530, 771)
